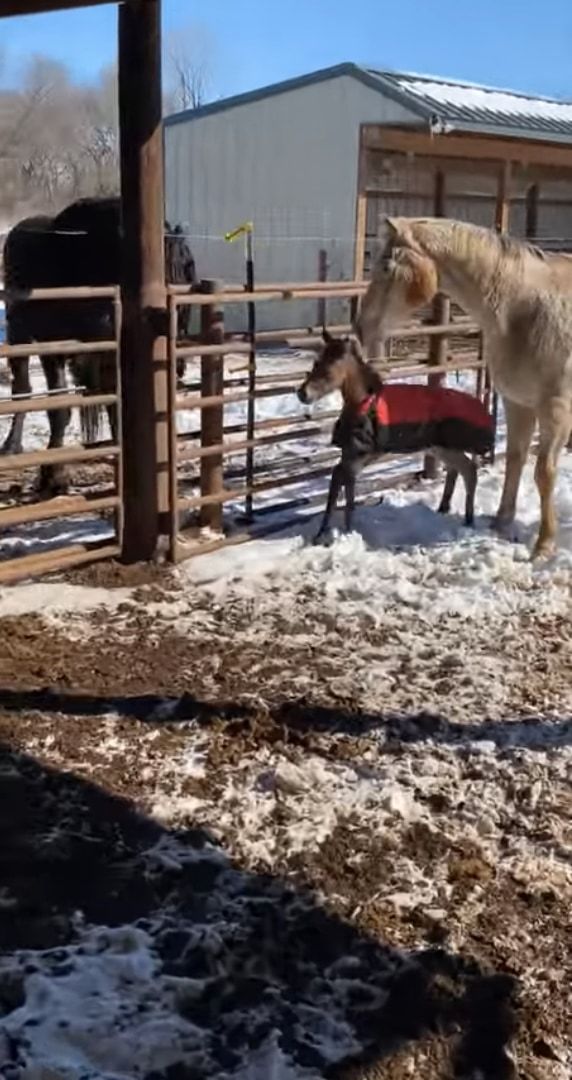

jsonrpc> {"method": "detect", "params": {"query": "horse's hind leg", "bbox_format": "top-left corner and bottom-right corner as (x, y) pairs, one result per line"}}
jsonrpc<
(532, 397), (571, 559)
(39, 356), (70, 496)
(494, 399), (535, 537)
(1, 357), (31, 455)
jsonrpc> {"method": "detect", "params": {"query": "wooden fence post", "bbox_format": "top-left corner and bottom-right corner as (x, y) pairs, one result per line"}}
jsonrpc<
(118, 0), (168, 562)
(200, 279), (225, 531)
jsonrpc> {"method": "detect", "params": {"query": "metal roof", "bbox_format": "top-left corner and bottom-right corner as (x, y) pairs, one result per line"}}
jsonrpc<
(164, 62), (572, 145)
(369, 69), (572, 143)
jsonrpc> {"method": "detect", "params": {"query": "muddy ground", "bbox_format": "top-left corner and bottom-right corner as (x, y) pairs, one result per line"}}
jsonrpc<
(0, 560), (570, 1079)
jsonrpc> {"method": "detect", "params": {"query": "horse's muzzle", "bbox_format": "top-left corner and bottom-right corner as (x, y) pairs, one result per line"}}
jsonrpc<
(297, 385), (309, 404)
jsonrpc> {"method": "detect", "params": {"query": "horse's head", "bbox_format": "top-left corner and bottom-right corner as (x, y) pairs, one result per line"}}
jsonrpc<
(297, 330), (364, 404)
(355, 216), (438, 351)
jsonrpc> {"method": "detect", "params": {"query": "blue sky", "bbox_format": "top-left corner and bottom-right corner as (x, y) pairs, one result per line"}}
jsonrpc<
(2, 0), (571, 100)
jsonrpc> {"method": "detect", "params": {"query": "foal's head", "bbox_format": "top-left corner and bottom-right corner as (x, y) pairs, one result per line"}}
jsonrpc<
(356, 217), (439, 350)
(297, 331), (374, 404)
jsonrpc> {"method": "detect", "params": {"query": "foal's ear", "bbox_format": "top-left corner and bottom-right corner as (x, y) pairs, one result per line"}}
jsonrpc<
(322, 327), (333, 344)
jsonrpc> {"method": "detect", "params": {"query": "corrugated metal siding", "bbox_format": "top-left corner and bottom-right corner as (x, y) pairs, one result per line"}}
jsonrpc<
(164, 75), (418, 331)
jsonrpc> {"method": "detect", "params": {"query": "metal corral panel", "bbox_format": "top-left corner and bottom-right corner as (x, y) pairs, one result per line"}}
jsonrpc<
(164, 72), (417, 331)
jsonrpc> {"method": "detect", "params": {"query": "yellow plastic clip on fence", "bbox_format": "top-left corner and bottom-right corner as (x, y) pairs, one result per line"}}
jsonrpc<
(224, 221), (254, 243)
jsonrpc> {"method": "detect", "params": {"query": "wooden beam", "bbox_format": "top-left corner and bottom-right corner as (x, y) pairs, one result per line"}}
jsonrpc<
(118, 0), (167, 562)
(363, 126), (572, 170)
(0, 0), (115, 15)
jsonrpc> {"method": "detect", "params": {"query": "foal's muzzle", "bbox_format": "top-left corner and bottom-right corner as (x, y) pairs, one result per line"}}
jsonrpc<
(297, 385), (309, 404)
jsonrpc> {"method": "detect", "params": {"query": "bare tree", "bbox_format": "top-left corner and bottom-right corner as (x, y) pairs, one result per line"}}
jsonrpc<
(0, 54), (121, 220)
(164, 23), (217, 113)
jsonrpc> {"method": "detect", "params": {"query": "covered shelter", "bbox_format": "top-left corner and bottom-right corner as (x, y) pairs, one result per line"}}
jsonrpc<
(0, 0), (169, 563)
(164, 63), (572, 329)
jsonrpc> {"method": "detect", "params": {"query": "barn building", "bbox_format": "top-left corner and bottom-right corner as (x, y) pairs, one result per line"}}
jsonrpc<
(164, 62), (572, 329)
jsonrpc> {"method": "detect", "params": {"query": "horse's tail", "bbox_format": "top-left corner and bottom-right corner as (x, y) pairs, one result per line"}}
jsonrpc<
(80, 402), (105, 445)
(70, 353), (111, 445)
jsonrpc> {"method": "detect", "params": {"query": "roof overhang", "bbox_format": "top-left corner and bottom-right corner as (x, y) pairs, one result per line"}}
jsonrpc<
(0, 1), (118, 17)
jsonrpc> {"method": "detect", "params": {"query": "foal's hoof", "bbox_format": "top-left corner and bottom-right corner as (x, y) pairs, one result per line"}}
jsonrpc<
(312, 529), (334, 547)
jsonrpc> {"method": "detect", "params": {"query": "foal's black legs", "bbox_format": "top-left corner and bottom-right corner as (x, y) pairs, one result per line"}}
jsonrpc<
(437, 469), (458, 516)
(313, 462), (345, 544)
(344, 466), (356, 533)
(313, 458), (361, 545)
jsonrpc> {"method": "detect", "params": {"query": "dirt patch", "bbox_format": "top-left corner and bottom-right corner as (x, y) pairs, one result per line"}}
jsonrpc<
(59, 558), (176, 591)
(0, 578), (570, 1076)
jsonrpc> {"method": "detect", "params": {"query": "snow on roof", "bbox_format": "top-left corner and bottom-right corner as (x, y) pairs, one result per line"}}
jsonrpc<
(372, 69), (572, 140)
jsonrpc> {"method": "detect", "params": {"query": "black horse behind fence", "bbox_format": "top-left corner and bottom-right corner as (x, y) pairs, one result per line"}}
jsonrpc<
(2, 197), (197, 494)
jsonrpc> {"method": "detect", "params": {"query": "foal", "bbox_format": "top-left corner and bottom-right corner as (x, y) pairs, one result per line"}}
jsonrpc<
(297, 332), (494, 544)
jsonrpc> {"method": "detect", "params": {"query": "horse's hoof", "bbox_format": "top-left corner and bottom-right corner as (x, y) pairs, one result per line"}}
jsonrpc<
(491, 516), (517, 542)
(37, 467), (69, 499)
(531, 538), (556, 560)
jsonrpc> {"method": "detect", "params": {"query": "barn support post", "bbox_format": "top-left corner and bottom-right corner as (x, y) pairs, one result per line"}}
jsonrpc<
(525, 183), (539, 238)
(354, 125), (367, 280)
(424, 169), (450, 479)
(199, 280), (225, 532)
(495, 161), (512, 233)
(317, 248), (328, 329)
(118, 0), (168, 562)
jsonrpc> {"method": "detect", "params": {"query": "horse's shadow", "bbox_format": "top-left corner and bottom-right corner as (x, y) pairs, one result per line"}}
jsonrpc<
(0, 739), (520, 1078)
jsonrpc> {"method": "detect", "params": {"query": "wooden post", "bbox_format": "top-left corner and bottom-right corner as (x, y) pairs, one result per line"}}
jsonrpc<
(354, 125), (367, 280)
(118, 0), (167, 562)
(317, 247), (328, 329)
(495, 161), (511, 233)
(525, 183), (539, 238)
(424, 169), (449, 479)
(199, 279), (225, 531)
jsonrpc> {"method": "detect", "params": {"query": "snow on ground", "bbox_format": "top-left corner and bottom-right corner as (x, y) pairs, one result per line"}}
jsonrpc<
(185, 452), (572, 622)
(2, 343), (572, 1078)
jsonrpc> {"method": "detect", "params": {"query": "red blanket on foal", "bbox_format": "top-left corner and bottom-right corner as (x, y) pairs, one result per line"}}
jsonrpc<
(333, 384), (494, 458)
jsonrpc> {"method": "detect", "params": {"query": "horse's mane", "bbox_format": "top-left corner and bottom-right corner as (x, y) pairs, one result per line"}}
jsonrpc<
(497, 231), (547, 262)
(404, 218), (549, 265)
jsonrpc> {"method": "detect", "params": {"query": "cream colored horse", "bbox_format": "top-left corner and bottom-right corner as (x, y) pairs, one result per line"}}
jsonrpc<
(357, 217), (572, 558)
